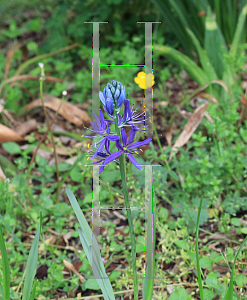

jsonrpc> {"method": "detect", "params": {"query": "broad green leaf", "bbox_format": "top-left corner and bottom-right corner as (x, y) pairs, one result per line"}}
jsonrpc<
(203, 288), (215, 300)
(199, 256), (212, 270)
(231, 217), (241, 227)
(174, 240), (189, 250)
(2, 142), (21, 154)
(84, 279), (100, 290)
(168, 287), (188, 300)
(205, 272), (218, 288)
(236, 274), (247, 287)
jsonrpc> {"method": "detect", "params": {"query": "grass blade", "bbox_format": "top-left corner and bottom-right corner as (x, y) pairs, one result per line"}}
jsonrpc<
(225, 235), (247, 300)
(22, 211), (42, 300)
(195, 196), (204, 300)
(0, 224), (10, 300)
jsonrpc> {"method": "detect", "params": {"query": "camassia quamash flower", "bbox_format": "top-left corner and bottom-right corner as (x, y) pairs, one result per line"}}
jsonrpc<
(98, 126), (152, 173)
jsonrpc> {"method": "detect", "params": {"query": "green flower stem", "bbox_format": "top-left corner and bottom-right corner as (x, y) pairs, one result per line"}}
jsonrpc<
(113, 110), (138, 300)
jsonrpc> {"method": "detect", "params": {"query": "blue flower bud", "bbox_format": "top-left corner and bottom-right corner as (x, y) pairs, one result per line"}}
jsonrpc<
(99, 80), (126, 116)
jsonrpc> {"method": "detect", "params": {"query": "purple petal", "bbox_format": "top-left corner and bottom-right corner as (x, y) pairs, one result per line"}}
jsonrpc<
(90, 109), (101, 129)
(106, 122), (110, 134)
(127, 154), (142, 170)
(127, 126), (136, 145)
(99, 165), (106, 173)
(128, 138), (152, 150)
(99, 92), (106, 106)
(92, 159), (105, 164)
(123, 99), (131, 122)
(116, 140), (124, 150)
(105, 139), (111, 154)
(108, 135), (120, 141)
(106, 90), (113, 101)
(116, 86), (125, 107)
(121, 128), (127, 146)
(91, 121), (100, 132)
(106, 99), (114, 115)
(99, 109), (105, 130)
(102, 151), (123, 166)
(97, 138), (106, 152)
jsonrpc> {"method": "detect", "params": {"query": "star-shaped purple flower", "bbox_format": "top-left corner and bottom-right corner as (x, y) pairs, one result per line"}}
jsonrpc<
(98, 126), (152, 173)
(82, 109), (119, 159)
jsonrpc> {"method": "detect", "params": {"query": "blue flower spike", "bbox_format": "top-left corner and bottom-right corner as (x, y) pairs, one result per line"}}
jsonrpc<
(83, 80), (152, 174)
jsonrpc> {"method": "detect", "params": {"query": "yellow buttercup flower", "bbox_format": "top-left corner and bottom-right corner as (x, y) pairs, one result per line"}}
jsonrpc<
(134, 71), (155, 89)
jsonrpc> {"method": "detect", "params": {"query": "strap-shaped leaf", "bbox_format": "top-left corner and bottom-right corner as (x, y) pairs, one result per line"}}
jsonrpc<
(66, 187), (115, 300)
(153, 45), (209, 86)
(0, 224), (10, 300)
(186, 27), (217, 81)
(78, 229), (115, 300)
(204, 6), (229, 79)
(22, 212), (42, 300)
(229, 3), (247, 57)
(65, 187), (92, 245)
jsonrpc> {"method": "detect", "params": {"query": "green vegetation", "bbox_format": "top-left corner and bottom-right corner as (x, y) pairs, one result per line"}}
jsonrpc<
(1, 0), (247, 299)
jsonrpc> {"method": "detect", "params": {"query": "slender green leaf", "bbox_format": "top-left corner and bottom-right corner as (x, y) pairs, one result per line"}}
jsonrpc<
(29, 280), (38, 300)
(0, 285), (4, 298)
(66, 187), (115, 300)
(185, 27), (217, 81)
(143, 195), (156, 300)
(169, 0), (203, 44)
(229, 3), (247, 57)
(0, 213), (27, 259)
(204, 6), (228, 79)
(65, 187), (92, 244)
(153, 45), (209, 85)
(78, 229), (115, 300)
(22, 211), (42, 300)
(0, 224), (10, 300)
(150, 0), (194, 56)
(195, 196), (204, 300)
(14, 43), (79, 76)
(225, 235), (247, 299)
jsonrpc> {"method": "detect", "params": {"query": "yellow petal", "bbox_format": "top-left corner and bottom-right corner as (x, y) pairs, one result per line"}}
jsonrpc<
(137, 71), (145, 78)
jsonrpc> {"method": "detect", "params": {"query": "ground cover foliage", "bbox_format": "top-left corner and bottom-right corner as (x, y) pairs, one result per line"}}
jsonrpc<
(0, 0), (247, 299)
